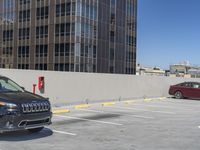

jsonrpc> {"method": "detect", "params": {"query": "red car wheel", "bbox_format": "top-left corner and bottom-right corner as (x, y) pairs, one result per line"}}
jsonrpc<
(174, 91), (183, 99)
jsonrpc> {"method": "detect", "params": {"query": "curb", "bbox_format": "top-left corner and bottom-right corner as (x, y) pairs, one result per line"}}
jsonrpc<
(52, 97), (168, 114)
(124, 100), (136, 104)
(74, 104), (91, 109)
(53, 109), (70, 114)
(102, 102), (116, 106)
(144, 98), (152, 102)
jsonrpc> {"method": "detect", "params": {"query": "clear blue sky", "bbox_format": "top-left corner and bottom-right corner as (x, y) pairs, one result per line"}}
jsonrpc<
(137, 0), (200, 69)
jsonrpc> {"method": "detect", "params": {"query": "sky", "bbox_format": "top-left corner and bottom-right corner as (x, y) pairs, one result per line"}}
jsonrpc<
(137, 0), (200, 69)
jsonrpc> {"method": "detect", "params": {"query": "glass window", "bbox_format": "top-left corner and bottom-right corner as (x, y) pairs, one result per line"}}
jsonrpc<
(19, 10), (30, 22)
(36, 26), (48, 38)
(18, 64), (29, 69)
(36, 45), (48, 57)
(35, 64), (47, 70)
(111, 0), (116, 6)
(3, 30), (13, 41)
(19, 0), (30, 5)
(75, 43), (80, 57)
(75, 22), (81, 36)
(54, 43), (70, 57)
(110, 48), (114, 61)
(37, 6), (49, 19)
(3, 47), (12, 56)
(76, 0), (81, 16)
(18, 46), (29, 57)
(72, 2), (76, 15)
(19, 28), (29, 40)
(184, 83), (192, 88)
(56, 3), (71, 16)
(71, 23), (75, 35)
(55, 23), (70, 36)
(0, 78), (24, 93)
(192, 83), (200, 89)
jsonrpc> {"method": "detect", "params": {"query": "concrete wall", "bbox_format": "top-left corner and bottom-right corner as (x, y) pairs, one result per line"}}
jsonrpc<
(0, 69), (200, 105)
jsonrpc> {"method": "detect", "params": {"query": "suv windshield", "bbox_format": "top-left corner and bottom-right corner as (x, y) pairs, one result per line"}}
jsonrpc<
(0, 77), (24, 93)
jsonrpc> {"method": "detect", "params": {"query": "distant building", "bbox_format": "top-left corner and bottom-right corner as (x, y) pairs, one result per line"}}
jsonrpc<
(136, 64), (165, 76)
(170, 61), (200, 78)
(170, 64), (189, 75)
(188, 68), (200, 78)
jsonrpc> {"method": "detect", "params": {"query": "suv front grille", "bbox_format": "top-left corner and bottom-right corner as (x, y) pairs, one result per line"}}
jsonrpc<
(21, 102), (50, 113)
(18, 118), (50, 127)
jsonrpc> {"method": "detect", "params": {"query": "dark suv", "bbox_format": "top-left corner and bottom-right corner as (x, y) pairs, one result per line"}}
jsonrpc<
(0, 76), (52, 133)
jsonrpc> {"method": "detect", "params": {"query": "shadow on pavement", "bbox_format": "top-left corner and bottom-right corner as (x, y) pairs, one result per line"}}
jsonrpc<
(0, 128), (53, 141)
(54, 113), (121, 125)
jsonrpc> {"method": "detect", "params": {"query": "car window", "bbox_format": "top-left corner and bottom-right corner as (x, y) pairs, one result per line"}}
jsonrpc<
(180, 83), (185, 86)
(0, 78), (24, 92)
(184, 83), (192, 88)
(192, 83), (200, 89)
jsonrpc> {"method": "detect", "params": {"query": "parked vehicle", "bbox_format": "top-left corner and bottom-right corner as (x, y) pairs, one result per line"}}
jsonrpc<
(169, 82), (200, 99)
(0, 76), (52, 133)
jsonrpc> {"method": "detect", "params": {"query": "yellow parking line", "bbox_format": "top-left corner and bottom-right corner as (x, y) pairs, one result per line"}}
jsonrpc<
(144, 98), (152, 102)
(159, 97), (167, 100)
(102, 102), (116, 106)
(124, 100), (136, 104)
(155, 97), (167, 101)
(74, 104), (91, 109)
(53, 109), (70, 114)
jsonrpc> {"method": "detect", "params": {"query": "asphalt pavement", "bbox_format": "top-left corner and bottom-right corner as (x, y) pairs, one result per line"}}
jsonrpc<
(0, 98), (200, 150)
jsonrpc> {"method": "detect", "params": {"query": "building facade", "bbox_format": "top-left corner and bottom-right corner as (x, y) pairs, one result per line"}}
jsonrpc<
(0, 0), (137, 74)
(170, 63), (200, 78)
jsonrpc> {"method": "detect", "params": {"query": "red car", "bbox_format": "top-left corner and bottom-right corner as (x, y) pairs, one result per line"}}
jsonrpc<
(169, 82), (200, 99)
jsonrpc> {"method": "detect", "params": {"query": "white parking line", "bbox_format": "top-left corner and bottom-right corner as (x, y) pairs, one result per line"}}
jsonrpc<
(54, 114), (123, 126)
(78, 109), (154, 119)
(198, 126), (200, 129)
(52, 130), (77, 136)
(166, 100), (200, 107)
(45, 128), (77, 136)
(113, 106), (175, 114)
(133, 103), (192, 111)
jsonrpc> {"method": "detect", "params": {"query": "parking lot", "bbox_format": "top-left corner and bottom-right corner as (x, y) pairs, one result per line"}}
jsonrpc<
(0, 98), (200, 150)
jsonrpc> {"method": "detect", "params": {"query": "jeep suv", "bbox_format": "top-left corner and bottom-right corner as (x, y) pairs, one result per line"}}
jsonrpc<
(0, 76), (52, 133)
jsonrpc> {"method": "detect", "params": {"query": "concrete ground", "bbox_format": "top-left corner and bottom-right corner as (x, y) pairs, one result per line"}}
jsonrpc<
(0, 98), (200, 150)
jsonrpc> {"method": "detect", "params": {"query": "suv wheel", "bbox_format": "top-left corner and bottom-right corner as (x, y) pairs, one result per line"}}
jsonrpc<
(28, 127), (44, 133)
(174, 91), (183, 99)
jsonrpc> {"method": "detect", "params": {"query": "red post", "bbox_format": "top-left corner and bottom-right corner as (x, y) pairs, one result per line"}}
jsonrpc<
(33, 84), (37, 94)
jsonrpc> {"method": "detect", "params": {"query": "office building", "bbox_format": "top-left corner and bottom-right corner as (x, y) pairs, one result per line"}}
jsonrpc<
(0, 0), (137, 74)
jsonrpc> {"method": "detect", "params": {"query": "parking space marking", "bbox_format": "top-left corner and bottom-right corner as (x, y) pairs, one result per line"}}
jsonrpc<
(75, 104), (90, 109)
(198, 126), (200, 129)
(161, 100), (200, 108)
(52, 130), (77, 136)
(54, 114), (123, 126)
(131, 103), (193, 111)
(53, 109), (70, 114)
(113, 106), (176, 114)
(102, 102), (116, 106)
(78, 108), (154, 119)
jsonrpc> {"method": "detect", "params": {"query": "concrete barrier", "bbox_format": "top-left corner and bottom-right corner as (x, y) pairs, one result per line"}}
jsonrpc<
(0, 69), (199, 105)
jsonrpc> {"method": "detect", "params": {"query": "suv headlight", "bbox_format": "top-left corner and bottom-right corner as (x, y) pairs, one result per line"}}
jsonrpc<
(0, 102), (18, 111)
